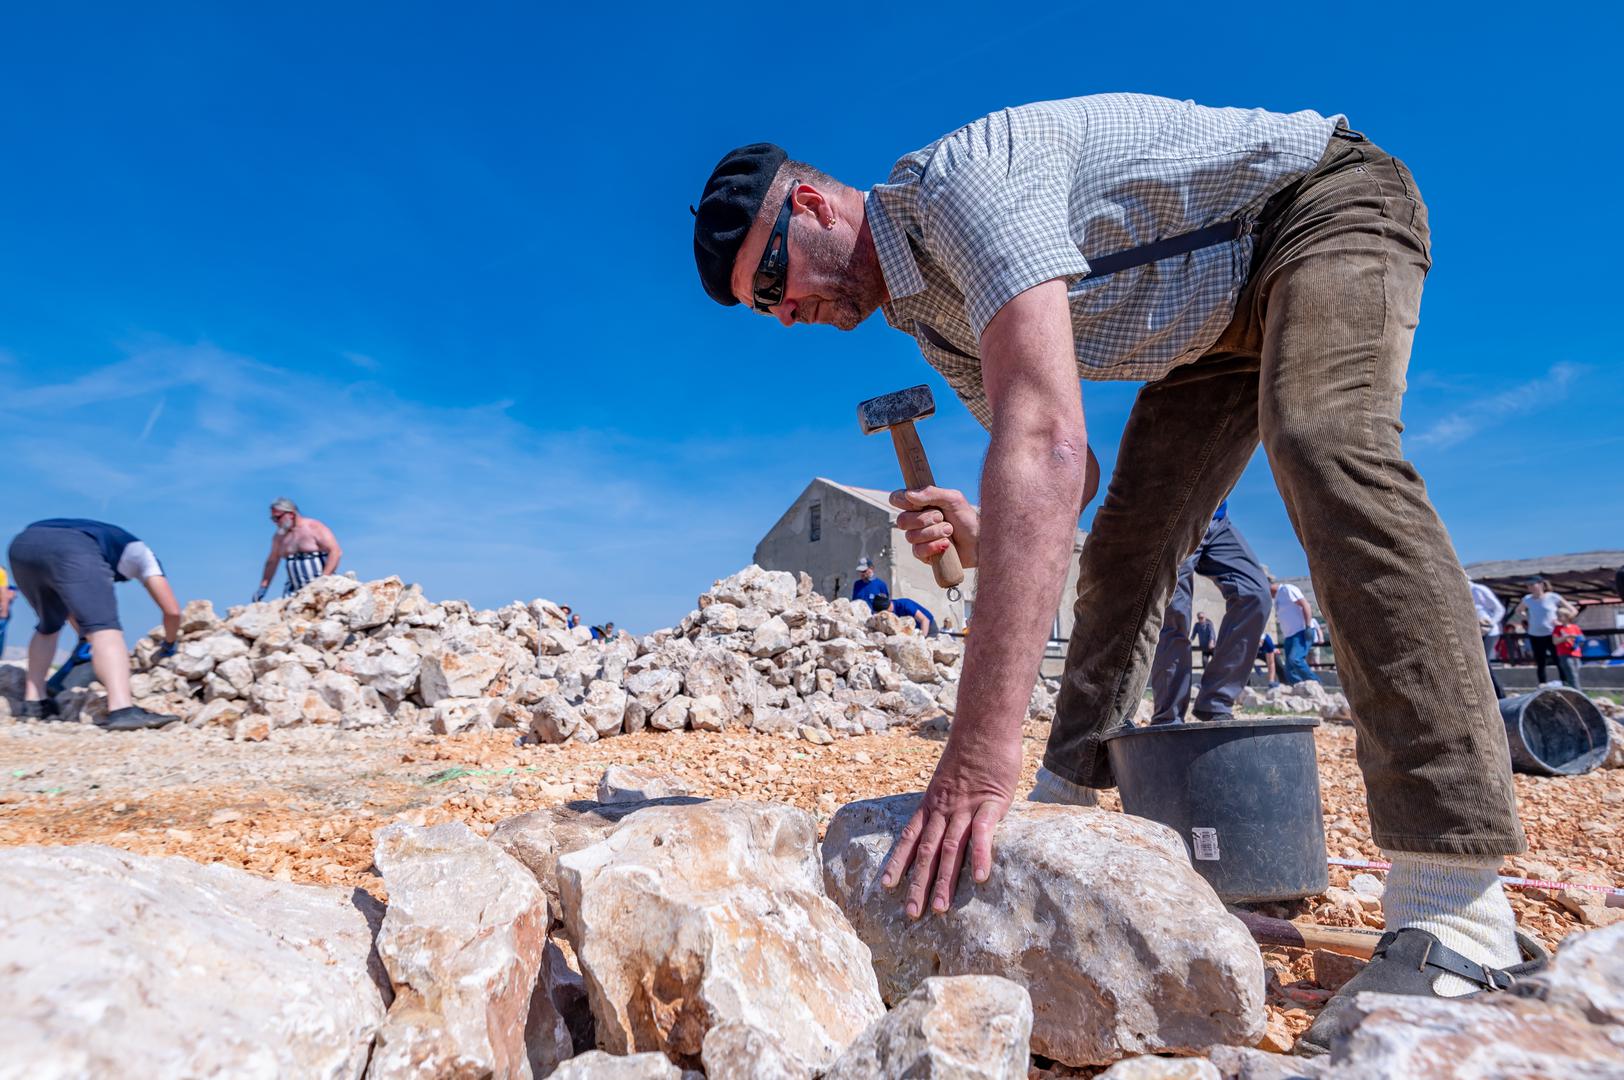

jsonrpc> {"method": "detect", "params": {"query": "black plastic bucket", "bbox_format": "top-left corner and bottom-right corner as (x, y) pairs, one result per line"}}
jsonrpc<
(1104, 716), (1328, 903)
(1498, 689), (1610, 776)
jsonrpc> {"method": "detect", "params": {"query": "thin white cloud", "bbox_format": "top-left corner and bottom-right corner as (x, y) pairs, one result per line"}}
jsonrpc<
(1, 341), (777, 631)
(1410, 361), (1585, 450)
(137, 395), (166, 442)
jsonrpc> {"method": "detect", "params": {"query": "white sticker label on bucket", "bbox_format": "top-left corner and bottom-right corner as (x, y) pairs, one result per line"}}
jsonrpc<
(1191, 827), (1220, 861)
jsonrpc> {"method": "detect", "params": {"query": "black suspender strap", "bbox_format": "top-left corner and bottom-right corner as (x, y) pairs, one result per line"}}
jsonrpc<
(1081, 217), (1247, 279)
(917, 322), (975, 359)
(916, 215), (1249, 360)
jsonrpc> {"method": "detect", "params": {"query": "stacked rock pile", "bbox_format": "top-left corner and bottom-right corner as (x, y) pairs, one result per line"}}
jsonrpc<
(4, 777), (1622, 1078)
(2, 565), (1058, 742)
(1239, 679), (1354, 723)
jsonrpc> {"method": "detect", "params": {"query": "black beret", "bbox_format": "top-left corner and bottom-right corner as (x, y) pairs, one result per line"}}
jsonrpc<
(693, 142), (788, 306)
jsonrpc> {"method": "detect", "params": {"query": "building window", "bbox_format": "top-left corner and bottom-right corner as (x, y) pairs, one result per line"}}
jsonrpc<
(808, 502), (821, 542)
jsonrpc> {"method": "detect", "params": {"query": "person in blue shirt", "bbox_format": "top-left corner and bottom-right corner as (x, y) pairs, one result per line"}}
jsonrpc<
(851, 557), (889, 604)
(7, 518), (182, 730)
(870, 593), (936, 636)
(1257, 633), (1280, 688)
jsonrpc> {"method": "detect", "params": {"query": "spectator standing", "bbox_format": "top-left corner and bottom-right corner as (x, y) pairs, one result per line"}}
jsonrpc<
(1271, 580), (1321, 685)
(1192, 612), (1216, 667)
(1469, 580), (1507, 699)
(851, 557), (888, 605)
(1516, 579), (1565, 686)
(1553, 620), (1584, 690)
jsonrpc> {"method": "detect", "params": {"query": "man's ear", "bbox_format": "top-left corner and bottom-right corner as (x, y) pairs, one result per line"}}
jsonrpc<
(789, 182), (835, 228)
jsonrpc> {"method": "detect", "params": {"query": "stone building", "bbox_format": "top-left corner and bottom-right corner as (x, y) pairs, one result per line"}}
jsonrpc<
(753, 479), (1230, 667)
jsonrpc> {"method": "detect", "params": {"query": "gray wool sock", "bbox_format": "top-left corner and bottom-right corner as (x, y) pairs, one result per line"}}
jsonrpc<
(1028, 766), (1100, 807)
(1380, 850), (1521, 996)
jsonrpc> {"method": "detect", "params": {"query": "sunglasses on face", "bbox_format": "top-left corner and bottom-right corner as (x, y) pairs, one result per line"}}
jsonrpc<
(752, 190), (795, 314)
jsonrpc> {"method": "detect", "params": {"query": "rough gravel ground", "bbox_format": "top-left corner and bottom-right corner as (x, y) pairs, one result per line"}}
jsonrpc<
(3, 711), (1620, 1062)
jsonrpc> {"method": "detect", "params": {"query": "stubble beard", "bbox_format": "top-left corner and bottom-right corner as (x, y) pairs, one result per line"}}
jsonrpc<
(804, 226), (884, 331)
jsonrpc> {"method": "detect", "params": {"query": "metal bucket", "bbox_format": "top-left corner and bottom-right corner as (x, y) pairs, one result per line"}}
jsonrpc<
(1498, 689), (1610, 776)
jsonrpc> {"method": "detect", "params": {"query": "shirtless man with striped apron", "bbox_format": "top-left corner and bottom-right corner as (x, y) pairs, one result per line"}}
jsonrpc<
(255, 497), (344, 600)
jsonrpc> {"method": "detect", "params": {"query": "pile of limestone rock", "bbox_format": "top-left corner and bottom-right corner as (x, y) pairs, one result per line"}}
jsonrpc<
(1239, 679), (1354, 723)
(4, 566), (1041, 743)
(4, 772), (1621, 1078)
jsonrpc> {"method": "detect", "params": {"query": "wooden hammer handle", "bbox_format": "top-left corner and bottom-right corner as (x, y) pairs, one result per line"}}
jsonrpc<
(888, 421), (965, 590)
(1231, 909), (1385, 959)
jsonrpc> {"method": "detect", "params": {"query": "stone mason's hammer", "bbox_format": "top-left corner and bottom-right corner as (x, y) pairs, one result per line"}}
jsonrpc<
(856, 384), (966, 593)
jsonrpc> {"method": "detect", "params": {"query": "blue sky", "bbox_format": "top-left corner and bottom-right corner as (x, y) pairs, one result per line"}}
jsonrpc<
(2, 3), (1619, 641)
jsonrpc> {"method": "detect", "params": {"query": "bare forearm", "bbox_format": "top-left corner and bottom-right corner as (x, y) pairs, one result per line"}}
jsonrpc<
(260, 554), (279, 586)
(950, 430), (1085, 753)
(323, 549), (342, 576)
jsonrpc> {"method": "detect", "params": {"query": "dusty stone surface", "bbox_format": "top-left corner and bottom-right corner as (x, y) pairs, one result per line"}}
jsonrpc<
(1513, 920), (1624, 1023)
(1322, 993), (1624, 1077)
(489, 799), (692, 912)
(1299, 922), (1624, 1076)
(596, 764), (690, 804)
(366, 822), (564, 1079)
(822, 975), (1032, 1080)
(0, 844), (385, 1079)
(1096, 1057), (1223, 1080)
(549, 1050), (683, 1079)
(821, 794), (1266, 1066)
(701, 1021), (813, 1080)
(2, 680), (1620, 1053)
(558, 800), (885, 1072)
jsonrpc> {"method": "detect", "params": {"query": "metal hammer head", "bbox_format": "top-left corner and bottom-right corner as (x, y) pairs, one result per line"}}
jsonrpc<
(857, 384), (935, 434)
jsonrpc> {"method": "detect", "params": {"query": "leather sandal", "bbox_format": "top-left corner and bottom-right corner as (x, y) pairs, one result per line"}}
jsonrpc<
(1295, 926), (1549, 1056)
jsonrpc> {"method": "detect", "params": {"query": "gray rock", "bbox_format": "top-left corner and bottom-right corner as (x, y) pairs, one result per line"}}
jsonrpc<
(581, 679), (630, 737)
(650, 694), (692, 732)
(430, 696), (503, 734)
(1514, 920), (1624, 1023)
(366, 822), (566, 1079)
(597, 765), (690, 805)
(1325, 992), (1624, 1078)
(884, 636), (938, 683)
(822, 975), (1032, 1079)
(531, 693), (583, 743)
(558, 800), (884, 1072)
(821, 795), (1265, 1066)
(688, 693), (729, 731)
(1205, 1045), (1324, 1079)
(550, 1050), (683, 1079)
(701, 1022), (813, 1080)
(707, 565), (798, 615)
(750, 615), (794, 658)
(625, 668), (682, 710)
(1097, 1057), (1224, 1080)
(0, 845), (385, 1078)
(418, 645), (505, 706)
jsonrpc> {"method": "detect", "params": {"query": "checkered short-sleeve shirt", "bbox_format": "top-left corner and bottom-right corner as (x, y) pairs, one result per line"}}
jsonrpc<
(868, 94), (1339, 429)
